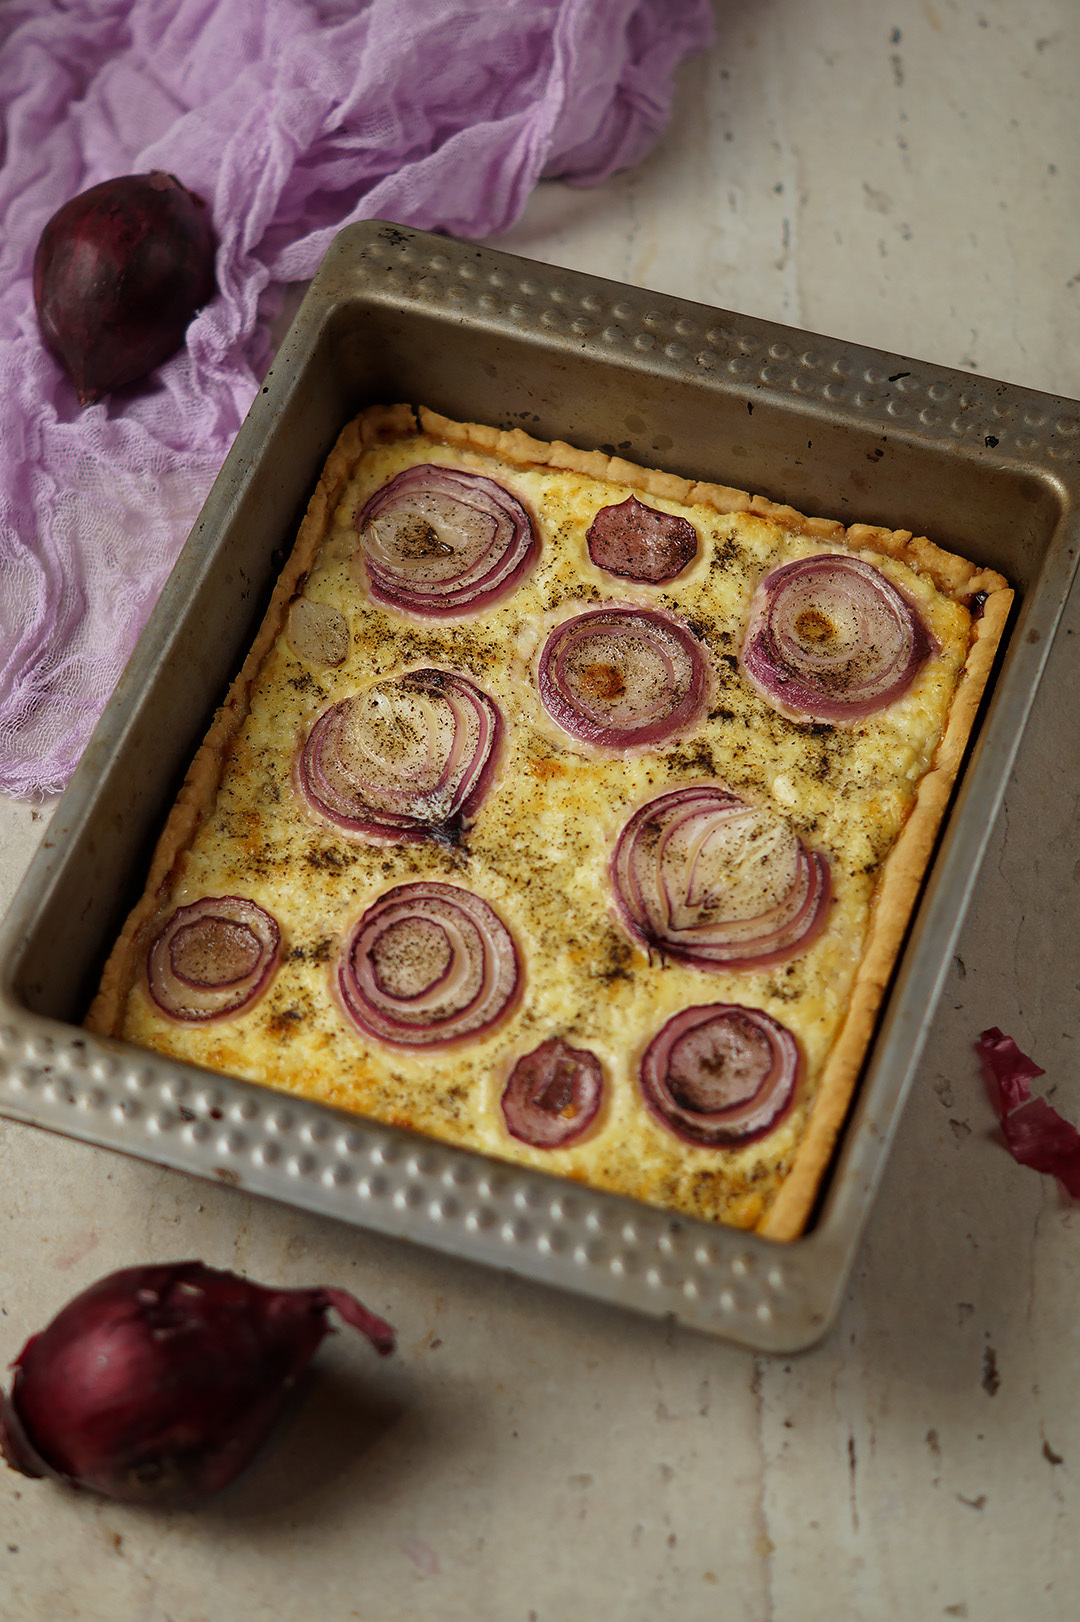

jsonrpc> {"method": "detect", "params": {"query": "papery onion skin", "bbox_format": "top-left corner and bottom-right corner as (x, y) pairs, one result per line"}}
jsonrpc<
(975, 1025), (1045, 1115)
(741, 553), (936, 722)
(640, 1004), (800, 1147)
(537, 607), (709, 749)
(501, 1038), (605, 1148)
(586, 496), (698, 583)
(0, 1262), (394, 1506)
(297, 669), (502, 845)
(357, 464), (538, 617)
(147, 897), (280, 1022)
(612, 786), (831, 971)
(339, 882), (520, 1048)
(33, 172), (216, 407)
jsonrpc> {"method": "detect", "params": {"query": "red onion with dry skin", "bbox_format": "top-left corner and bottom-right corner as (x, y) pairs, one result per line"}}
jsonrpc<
(0, 1262), (394, 1507)
(33, 171), (216, 407)
(586, 496), (698, 583)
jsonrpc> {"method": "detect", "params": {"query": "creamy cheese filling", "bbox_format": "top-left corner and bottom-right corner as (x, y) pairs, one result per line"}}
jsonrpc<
(118, 432), (972, 1230)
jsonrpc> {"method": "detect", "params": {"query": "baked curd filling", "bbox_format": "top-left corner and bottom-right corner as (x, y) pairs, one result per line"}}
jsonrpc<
(92, 406), (1010, 1238)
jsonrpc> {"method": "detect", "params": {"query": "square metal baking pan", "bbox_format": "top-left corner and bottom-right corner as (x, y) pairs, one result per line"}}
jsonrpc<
(2, 221), (1077, 1352)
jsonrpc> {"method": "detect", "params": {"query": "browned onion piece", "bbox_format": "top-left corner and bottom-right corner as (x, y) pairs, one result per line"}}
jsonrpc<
(586, 496), (698, 583)
(297, 669), (502, 843)
(612, 786), (831, 970)
(147, 897), (280, 1022)
(741, 553), (936, 722)
(357, 464), (537, 617)
(538, 607), (708, 748)
(338, 883), (520, 1047)
(640, 1004), (800, 1146)
(501, 1038), (604, 1148)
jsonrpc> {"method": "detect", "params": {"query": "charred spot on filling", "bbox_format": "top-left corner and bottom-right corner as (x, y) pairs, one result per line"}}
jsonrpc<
(794, 606), (836, 646)
(304, 846), (355, 872)
(578, 662), (626, 701)
(289, 936), (334, 965)
(397, 516), (454, 559)
(266, 1007), (304, 1040)
(663, 740), (716, 776)
(595, 931), (634, 983)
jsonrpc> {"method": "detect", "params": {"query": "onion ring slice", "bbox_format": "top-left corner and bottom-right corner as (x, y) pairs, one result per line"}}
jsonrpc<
(537, 607), (708, 749)
(640, 1003), (800, 1146)
(338, 882), (520, 1048)
(297, 668), (502, 843)
(612, 785), (831, 970)
(741, 553), (936, 722)
(501, 1038), (605, 1148)
(357, 464), (537, 617)
(147, 897), (281, 1022)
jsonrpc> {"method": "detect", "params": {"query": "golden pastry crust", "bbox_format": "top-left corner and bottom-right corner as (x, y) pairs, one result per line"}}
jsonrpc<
(88, 405), (1011, 1239)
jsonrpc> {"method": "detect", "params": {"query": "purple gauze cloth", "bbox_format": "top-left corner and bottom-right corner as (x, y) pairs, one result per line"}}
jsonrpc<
(0, 0), (713, 799)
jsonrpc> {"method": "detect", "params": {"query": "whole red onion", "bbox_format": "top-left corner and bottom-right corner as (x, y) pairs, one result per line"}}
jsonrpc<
(0, 1262), (394, 1506)
(33, 171), (216, 406)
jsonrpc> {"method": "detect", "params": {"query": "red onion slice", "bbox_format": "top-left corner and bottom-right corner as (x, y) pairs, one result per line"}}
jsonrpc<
(357, 464), (538, 617)
(147, 897), (281, 1022)
(640, 1004), (800, 1146)
(586, 496), (698, 583)
(538, 608), (708, 749)
(741, 553), (936, 722)
(501, 1038), (605, 1148)
(338, 882), (520, 1048)
(612, 786), (831, 970)
(298, 669), (502, 843)
(287, 598), (349, 667)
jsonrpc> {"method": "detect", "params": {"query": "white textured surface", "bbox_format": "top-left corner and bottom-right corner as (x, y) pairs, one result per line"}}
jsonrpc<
(3, 2), (1080, 1616)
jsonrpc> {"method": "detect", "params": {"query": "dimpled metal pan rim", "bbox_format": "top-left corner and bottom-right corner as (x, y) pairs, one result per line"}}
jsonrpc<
(1, 220), (1077, 1354)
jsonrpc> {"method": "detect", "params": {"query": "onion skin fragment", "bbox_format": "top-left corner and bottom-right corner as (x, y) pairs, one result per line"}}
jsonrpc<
(612, 786), (831, 971)
(33, 171), (216, 407)
(640, 1004), (800, 1147)
(338, 882), (520, 1048)
(586, 496), (698, 583)
(357, 464), (538, 617)
(537, 606), (709, 749)
(741, 553), (936, 723)
(0, 1262), (394, 1506)
(501, 1038), (605, 1148)
(147, 896), (281, 1022)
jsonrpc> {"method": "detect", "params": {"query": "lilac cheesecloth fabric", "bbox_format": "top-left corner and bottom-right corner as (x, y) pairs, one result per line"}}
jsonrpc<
(0, 0), (713, 799)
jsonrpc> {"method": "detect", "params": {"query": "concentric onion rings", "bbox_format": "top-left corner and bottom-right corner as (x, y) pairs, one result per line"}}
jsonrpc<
(147, 897), (281, 1022)
(357, 464), (537, 617)
(297, 669), (502, 843)
(338, 882), (520, 1048)
(612, 785), (831, 970)
(640, 1003), (800, 1147)
(741, 552), (936, 722)
(537, 606), (708, 748)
